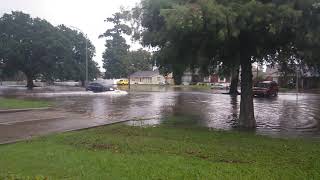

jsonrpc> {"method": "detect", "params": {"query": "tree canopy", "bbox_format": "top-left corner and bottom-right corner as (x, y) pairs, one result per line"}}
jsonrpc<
(130, 0), (320, 128)
(100, 12), (152, 79)
(0, 11), (100, 89)
(55, 25), (100, 85)
(0, 11), (61, 88)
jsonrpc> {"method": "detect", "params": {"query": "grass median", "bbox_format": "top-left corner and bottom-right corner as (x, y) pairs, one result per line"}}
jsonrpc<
(0, 119), (320, 179)
(0, 98), (51, 110)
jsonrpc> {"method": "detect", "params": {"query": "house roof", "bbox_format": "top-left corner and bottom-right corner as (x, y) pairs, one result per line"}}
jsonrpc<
(130, 70), (160, 78)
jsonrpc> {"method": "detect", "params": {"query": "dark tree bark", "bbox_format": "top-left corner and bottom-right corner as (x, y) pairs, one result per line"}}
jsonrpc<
(239, 53), (256, 129)
(81, 80), (85, 87)
(238, 31), (256, 129)
(173, 71), (183, 85)
(230, 95), (238, 121)
(229, 65), (240, 95)
(26, 75), (34, 90)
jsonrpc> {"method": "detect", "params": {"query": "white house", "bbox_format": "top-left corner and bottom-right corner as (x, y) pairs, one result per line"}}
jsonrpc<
(129, 70), (166, 85)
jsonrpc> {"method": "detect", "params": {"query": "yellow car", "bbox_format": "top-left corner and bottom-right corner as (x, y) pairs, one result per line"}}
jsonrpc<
(117, 79), (129, 85)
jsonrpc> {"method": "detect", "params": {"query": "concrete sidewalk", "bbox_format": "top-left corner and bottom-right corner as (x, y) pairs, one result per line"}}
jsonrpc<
(0, 109), (130, 144)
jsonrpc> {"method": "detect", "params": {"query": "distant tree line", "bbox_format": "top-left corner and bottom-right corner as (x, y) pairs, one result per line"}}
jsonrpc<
(0, 11), (100, 89)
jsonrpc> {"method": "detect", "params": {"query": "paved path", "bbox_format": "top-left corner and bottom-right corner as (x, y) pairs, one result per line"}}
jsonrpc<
(0, 109), (129, 144)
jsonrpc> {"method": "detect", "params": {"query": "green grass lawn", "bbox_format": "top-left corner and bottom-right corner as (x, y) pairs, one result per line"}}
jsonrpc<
(0, 98), (51, 110)
(0, 121), (319, 180)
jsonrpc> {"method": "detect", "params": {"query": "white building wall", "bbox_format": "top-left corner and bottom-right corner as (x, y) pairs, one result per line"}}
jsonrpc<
(152, 75), (165, 85)
(130, 75), (165, 85)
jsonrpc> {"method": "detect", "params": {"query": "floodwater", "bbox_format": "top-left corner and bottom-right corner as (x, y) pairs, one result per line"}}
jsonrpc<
(1, 85), (320, 139)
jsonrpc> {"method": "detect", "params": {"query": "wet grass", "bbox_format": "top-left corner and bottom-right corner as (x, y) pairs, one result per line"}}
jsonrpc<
(0, 119), (320, 179)
(0, 98), (51, 110)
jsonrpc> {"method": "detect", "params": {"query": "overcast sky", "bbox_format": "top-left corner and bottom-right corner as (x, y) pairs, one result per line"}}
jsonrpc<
(0, 0), (142, 71)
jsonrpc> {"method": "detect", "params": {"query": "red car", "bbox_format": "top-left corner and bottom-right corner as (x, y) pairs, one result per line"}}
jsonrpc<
(253, 81), (279, 97)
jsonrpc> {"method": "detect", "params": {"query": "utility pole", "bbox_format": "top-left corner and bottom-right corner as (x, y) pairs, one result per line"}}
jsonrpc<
(0, 69), (2, 86)
(128, 75), (131, 90)
(128, 64), (134, 90)
(296, 67), (299, 94)
(256, 64), (259, 81)
(85, 36), (88, 87)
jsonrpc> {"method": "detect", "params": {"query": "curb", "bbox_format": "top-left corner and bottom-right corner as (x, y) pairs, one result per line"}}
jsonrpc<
(0, 116), (158, 145)
(0, 116), (65, 126)
(0, 107), (51, 114)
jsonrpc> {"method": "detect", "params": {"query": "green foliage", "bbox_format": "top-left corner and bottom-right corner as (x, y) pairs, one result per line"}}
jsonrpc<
(134, 0), (320, 74)
(136, 0), (236, 81)
(123, 49), (153, 75)
(0, 11), (100, 88)
(0, 11), (60, 86)
(132, 0), (320, 125)
(101, 12), (153, 79)
(294, 0), (320, 69)
(55, 25), (99, 83)
(100, 12), (132, 79)
(1, 123), (320, 179)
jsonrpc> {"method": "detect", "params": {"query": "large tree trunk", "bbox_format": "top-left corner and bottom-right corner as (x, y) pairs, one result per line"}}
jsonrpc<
(173, 71), (183, 85)
(239, 54), (256, 129)
(26, 76), (34, 90)
(81, 80), (85, 87)
(229, 65), (240, 95)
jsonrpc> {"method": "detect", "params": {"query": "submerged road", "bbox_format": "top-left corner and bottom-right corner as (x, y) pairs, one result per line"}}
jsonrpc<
(0, 86), (320, 143)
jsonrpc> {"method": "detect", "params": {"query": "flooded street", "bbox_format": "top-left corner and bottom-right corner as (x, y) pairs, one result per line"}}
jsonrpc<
(1, 86), (320, 141)
(41, 87), (320, 138)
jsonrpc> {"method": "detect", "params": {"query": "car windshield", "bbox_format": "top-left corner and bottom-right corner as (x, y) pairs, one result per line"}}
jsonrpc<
(255, 83), (270, 88)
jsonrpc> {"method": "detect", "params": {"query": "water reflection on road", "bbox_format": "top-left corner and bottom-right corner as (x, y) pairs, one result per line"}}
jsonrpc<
(1, 85), (319, 138)
(45, 87), (320, 138)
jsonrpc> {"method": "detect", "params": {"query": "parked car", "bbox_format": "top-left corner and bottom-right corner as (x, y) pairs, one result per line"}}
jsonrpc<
(253, 81), (279, 97)
(117, 79), (129, 85)
(86, 83), (114, 92)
